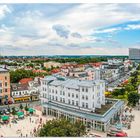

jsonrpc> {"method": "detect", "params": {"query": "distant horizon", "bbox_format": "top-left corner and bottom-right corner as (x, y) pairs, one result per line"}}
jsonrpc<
(0, 54), (129, 57)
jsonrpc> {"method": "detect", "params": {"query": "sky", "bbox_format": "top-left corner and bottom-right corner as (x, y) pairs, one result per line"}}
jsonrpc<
(0, 4), (140, 56)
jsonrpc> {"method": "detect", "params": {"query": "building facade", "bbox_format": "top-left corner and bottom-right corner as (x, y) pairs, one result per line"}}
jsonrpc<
(11, 82), (40, 103)
(0, 68), (11, 105)
(129, 48), (140, 61)
(40, 75), (124, 132)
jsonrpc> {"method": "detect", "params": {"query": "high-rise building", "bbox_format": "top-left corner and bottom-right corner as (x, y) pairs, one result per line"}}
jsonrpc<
(129, 48), (140, 61)
(0, 68), (11, 104)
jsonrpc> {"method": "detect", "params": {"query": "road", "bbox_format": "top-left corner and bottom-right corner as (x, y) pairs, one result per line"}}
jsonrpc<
(0, 100), (41, 111)
(107, 67), (137, 89)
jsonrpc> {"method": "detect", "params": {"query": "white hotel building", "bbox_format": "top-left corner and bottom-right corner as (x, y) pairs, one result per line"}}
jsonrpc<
(41, 75), (124, 132)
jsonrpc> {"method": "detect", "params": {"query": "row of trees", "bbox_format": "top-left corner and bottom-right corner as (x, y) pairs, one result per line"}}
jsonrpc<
(10, 69), (48, 83)
(37, 118), (86, 137)
(111, 64), (140, 106)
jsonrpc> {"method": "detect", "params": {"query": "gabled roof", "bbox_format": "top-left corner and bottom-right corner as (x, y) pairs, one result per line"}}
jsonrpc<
(19, 78), (33, 84)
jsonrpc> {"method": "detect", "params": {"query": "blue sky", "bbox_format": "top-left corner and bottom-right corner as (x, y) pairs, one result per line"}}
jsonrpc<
(0, 4), (140, 56)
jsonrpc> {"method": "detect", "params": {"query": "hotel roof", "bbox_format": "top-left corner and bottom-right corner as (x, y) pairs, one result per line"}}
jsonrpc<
(43, 75), (104, 89)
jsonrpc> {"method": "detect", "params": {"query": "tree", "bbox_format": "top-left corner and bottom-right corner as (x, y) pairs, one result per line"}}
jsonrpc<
(112, 88), (125, 97)
(24, 103), (29, 112)
(19, 103), (23, 110)
(11, 107), (16, 118)
(37, 118), (86, 137)
(127, 92), (140, 106)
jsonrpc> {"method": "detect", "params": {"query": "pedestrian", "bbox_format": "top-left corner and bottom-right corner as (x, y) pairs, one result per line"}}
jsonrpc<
(30, 131), (32, 136)
(30, 117), (31, 123)
(26, 134), (28, 137)
(21, 133), (23, 137)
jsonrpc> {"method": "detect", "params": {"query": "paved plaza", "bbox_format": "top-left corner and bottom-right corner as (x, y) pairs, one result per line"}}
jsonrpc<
(0, 108), (54, 137)
(0, 105), (140, 137)
(125, 109), (140, 137)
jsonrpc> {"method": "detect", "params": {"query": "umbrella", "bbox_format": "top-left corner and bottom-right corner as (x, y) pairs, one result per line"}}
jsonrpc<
(15, 108), (19, 112)
(28, 108), (35, 113)
(18, 114), (24, 118)
(17, 111), (24, 117)
(1, 115), (9, 121)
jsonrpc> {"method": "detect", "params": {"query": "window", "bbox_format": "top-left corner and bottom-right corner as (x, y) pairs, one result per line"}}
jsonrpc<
(5, 82), (7, 87)
(68, 99), (70, 104)
(5, 89), (7, 93)
(63, 98), (65, 103)
(52, 96), (54, 100)
(82, 88), (84, 92)
(56, 90), (57, 94)
(68, 93), (70, 97)
(86, 103), (88, 108)
(72, 93), (74, 98)
(93, 95), (94, 99)
(86, 95), (88, 100)
(93, 103), (94, 108)
(76, 94), (78, 98)
(49, 95), (51, 99)
(82, 95), (84, 100)
(56, 96), (58, 101)
(92, 87), (94, 92)
(72, 100), (74, 105)
(60, 97), (62, 102)
(5, 76), (7, 80)
(52, 89), (54, 93)
(63, 91), (65, 96)
(0, 89), (2, 93)
(76, 101), (79, 106)
(86, 88), (88, 92)
(82, 102), (84, 108)
(60, 91), (62, 95)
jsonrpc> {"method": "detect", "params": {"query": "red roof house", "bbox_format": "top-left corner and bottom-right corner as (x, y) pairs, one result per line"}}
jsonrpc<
(19, 78), (33, 84)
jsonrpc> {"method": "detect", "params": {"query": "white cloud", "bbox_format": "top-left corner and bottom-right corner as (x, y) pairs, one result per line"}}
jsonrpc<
(125, 24), (140, 30)
(0, 5), (11, 19)
(93, 27), (122, 34)
(1, 4), (140, 55)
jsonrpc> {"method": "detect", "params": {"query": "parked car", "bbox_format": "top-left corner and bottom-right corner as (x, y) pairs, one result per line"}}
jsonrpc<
(8, 101), (13, 104)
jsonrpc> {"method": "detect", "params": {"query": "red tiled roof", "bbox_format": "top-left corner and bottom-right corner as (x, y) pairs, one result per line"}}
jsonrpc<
(51, 69), (60, 74)
(90, 62), (102, 67)
(19, 78), (33, 84)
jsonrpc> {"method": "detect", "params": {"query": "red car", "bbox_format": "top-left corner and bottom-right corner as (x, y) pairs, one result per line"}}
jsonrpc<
(8, 101), (13, 104)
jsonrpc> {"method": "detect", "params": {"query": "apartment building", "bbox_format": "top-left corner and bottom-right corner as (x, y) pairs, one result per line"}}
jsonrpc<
(0, 68), (11, 104)
(40, 75), (124, 132)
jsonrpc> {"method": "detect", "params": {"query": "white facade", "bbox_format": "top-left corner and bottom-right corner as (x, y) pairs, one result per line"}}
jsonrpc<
(41, 75), (105, 112)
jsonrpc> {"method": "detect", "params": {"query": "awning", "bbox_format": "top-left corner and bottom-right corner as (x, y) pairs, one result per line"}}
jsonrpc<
(14, 96), (30, 101)
(1, 115), (9, 121)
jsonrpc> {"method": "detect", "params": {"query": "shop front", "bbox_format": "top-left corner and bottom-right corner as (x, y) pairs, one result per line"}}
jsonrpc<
(14, 96), (31, 103)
